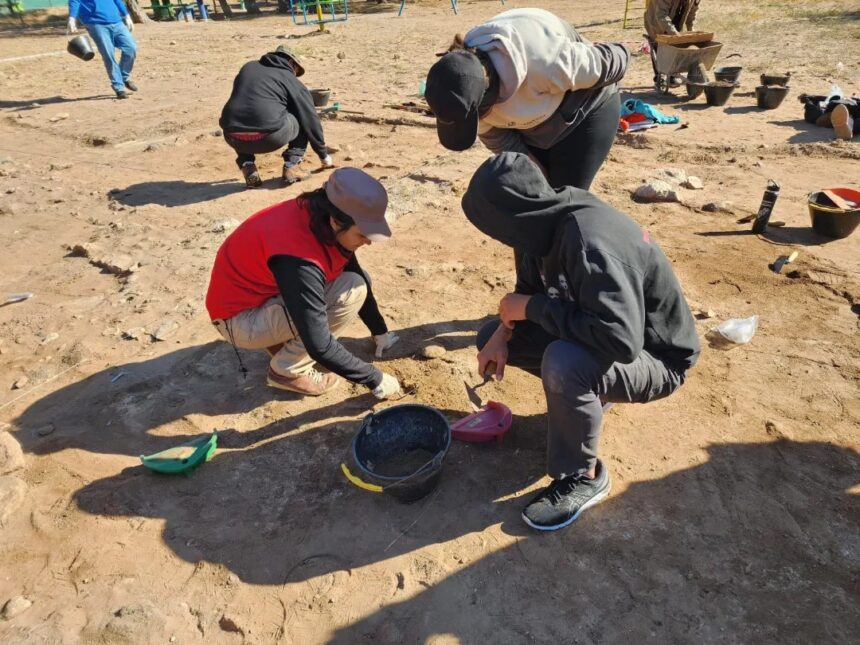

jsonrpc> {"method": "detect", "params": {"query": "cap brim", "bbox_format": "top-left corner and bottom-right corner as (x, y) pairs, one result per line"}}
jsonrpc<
(354, 217), (392, 243)
(436, 109), (478, 152)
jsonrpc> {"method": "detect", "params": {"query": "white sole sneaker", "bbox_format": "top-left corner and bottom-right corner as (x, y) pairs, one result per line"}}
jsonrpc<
(521, 475), (612, 532)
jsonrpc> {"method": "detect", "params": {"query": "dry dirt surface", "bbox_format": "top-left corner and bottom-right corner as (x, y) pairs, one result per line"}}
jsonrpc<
(1, 1), (859, 643)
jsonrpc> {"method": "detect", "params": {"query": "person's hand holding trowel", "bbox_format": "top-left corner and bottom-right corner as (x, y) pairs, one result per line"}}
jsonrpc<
(477, 292), (530, 382)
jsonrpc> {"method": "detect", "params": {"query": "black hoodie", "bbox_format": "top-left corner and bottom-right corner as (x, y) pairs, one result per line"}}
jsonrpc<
(462, 152), (700, 371)
(219, 51), (327, 158)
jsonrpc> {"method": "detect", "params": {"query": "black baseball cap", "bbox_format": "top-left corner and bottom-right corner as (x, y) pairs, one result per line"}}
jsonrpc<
(425, 50), (486, 151)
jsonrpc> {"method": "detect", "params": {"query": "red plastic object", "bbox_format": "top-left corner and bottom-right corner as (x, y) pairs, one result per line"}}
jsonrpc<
(451, 401), (513, 443)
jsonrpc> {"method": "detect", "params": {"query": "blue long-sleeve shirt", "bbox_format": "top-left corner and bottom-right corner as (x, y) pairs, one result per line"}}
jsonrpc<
(69, 0), (128, 25)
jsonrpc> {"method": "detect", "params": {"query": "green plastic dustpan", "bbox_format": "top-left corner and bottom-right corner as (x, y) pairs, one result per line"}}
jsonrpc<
(140, 432), (217, 474)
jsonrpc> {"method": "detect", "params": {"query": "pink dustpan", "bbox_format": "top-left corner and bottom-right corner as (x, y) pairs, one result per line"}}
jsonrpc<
(451, 401), (512, 443)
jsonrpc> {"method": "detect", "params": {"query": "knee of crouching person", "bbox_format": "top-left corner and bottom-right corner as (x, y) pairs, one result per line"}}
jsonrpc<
(338, 271), (368, 307)
(541, 340), (599, 394)
(475, 319), (501, 351)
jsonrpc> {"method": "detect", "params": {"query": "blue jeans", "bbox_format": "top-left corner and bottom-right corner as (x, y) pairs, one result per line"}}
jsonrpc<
(85, 22), (137, 93)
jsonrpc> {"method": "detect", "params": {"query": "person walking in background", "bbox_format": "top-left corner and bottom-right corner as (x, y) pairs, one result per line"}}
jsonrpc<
(67, 0), (138, 99)
(206, 167), (402, 399)
(220, 46), (334, 189)
(424, 7), (629, 192)
(463, 153), (700, 531)
(644, 0), (702, 90)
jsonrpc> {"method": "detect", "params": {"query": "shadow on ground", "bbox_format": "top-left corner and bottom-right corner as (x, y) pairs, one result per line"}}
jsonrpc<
(110, 180), (246, 207)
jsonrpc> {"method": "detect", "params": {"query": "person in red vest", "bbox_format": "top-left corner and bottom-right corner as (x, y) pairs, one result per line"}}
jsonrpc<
(206, 167), (402, 398)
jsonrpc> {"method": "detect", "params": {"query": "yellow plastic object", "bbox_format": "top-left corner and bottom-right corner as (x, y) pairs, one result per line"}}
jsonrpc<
(340, 463), (383, 493)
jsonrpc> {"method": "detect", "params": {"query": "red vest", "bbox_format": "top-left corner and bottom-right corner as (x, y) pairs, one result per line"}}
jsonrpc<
(205, 199), (349, 321)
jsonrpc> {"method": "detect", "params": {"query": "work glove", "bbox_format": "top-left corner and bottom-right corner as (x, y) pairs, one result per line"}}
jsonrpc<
(372, 372), (402, 400)
(374, 331), (400, 358)
(67, 17), (78, 33)
(320, 154), (334, 169)
(123, 15), (134, 32)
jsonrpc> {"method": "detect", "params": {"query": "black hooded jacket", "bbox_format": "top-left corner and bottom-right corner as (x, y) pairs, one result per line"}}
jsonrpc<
(219, 51), (327, 158)
(462, 152), (700, 372)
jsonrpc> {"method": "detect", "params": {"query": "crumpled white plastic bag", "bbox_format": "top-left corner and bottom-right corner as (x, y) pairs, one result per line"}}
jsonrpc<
(712, 316), (759, 344)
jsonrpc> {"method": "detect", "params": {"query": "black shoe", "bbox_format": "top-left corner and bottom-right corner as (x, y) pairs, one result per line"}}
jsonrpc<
(125, 79), (138, 92)
(241, 162), (262, 188)
(115, 90), (129, 100)
(282, 165), (307, 186)
(522, 460), (611, 531)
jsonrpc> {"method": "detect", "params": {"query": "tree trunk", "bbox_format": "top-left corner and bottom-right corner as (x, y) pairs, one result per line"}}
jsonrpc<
(125, 0), (153, 23)
(217, 0), (234, 17)
(245, 0), (262, 14)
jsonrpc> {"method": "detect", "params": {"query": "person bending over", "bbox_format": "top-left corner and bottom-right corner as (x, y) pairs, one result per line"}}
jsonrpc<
(206, 167), (401, 399)
(463, 152), (700, 531)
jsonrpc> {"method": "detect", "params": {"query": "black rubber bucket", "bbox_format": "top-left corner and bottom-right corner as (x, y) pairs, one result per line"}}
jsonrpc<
(756, 85), (790, 110)
(310, 88), (331, 107)
(703, 81), (737, 106)
(808, 191), (860, 239)
(760, 72), (790, 86)
(686, 63), (707, 100)
(67, 35), (95, 62)
(341, 404), (451, 503)
(713, 65), (743, 84)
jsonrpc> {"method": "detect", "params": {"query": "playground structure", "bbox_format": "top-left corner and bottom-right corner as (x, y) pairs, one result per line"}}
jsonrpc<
(288, 0), (348, 32)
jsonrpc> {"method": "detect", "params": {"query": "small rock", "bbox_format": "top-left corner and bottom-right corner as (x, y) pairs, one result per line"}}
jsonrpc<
(702, 201), (735, 214)
(336, 51), (346, 60)
(0, 432), (25, 475)
(209, 218), (240, 233)
(41, 333), (59, 345)
(49, 162), (72, 171)
(122, 327), (146, 340)
(682, 176), (704, 190)
(144, 143), (161, 152)
(211, 129), (222, 137)
(5, 188), (15, 194)
(11, 376), (28, 390)
(169, 40), (177, 45)
(49, 113), (70, 123)
(0, 476), (27, 525)
(633, 180), (680, 204)
(1, 595), (31, 620)
(693, 308), (716, 320)
(421, 344), (446, 359)
(226, 573), (240, 586)
(36, 424), (55, 437)
(151, 321), (179, 341)
(753, 160), (763, 167)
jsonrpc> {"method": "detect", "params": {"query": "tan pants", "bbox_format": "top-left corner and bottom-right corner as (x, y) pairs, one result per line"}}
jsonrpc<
(213, 272), (367, 377)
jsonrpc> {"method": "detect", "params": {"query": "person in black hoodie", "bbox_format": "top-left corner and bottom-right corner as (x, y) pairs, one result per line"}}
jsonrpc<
(462, 152), (700, 532)
(220, 46), (333, 188)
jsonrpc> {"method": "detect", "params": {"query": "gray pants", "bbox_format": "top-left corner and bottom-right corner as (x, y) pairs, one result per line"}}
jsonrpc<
(477, 319), (686, 479)
(223, 113), (305, 169)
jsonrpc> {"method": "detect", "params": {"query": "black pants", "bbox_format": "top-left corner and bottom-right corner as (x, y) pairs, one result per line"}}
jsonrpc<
(477, 319), (685, 478)
(527, 91), (620, 191)
(223, 114), (306, 169)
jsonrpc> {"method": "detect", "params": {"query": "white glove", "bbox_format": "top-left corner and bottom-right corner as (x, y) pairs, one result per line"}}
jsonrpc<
(372, 372), (402, 400)
(67, 17), (78, 33)
(123, 15), (134, 32)
(320, 155), (334, 169)
(374, 331), (400, 358)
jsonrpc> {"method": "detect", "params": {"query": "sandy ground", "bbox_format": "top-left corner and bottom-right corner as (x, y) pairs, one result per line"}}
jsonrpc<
(0, 1), (859, 643)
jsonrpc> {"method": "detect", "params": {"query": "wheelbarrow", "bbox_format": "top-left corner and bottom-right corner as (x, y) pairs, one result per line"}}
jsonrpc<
(652, 34), (723, 95)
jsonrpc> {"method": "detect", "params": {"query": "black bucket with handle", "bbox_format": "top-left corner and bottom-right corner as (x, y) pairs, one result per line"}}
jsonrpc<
(68, 35), (95, 62)
(341, 404), (451, 503)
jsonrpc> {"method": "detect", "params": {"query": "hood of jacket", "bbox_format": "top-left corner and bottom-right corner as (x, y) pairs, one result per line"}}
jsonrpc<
(259, 51), (297, 73)
(461, 151), (577, 257)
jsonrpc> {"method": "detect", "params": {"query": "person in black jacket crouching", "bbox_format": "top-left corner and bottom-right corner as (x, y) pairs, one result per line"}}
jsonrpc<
(220, 45), (333, 188)
(463, 152), (700, 532)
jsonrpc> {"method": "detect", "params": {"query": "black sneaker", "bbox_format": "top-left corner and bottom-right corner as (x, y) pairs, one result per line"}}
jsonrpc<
(125, 79), (139, 92)
(522, 460), (611, 531)
(115, 90), (129, 100)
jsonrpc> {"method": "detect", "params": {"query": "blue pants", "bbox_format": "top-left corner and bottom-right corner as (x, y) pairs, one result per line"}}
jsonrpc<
(477, 319), (686, 479)
(85, 22), (137, 93)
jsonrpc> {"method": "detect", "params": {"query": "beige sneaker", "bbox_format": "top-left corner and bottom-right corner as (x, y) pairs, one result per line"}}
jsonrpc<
(267, 366), (339, 396)
(832, 104), (854, 141)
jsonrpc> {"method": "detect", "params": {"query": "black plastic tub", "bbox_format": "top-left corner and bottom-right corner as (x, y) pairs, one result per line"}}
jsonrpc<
(343, 404), (451, 503)
(713, 65), (742, 84)
(67, 35), (95, 62)
(756, 85), (790, 110)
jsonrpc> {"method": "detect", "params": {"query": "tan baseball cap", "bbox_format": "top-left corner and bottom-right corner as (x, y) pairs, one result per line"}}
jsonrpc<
(325, 168), (391, 242)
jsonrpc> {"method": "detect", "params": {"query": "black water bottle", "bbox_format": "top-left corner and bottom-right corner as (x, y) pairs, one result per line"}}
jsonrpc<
(752, 180), (781, 234)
